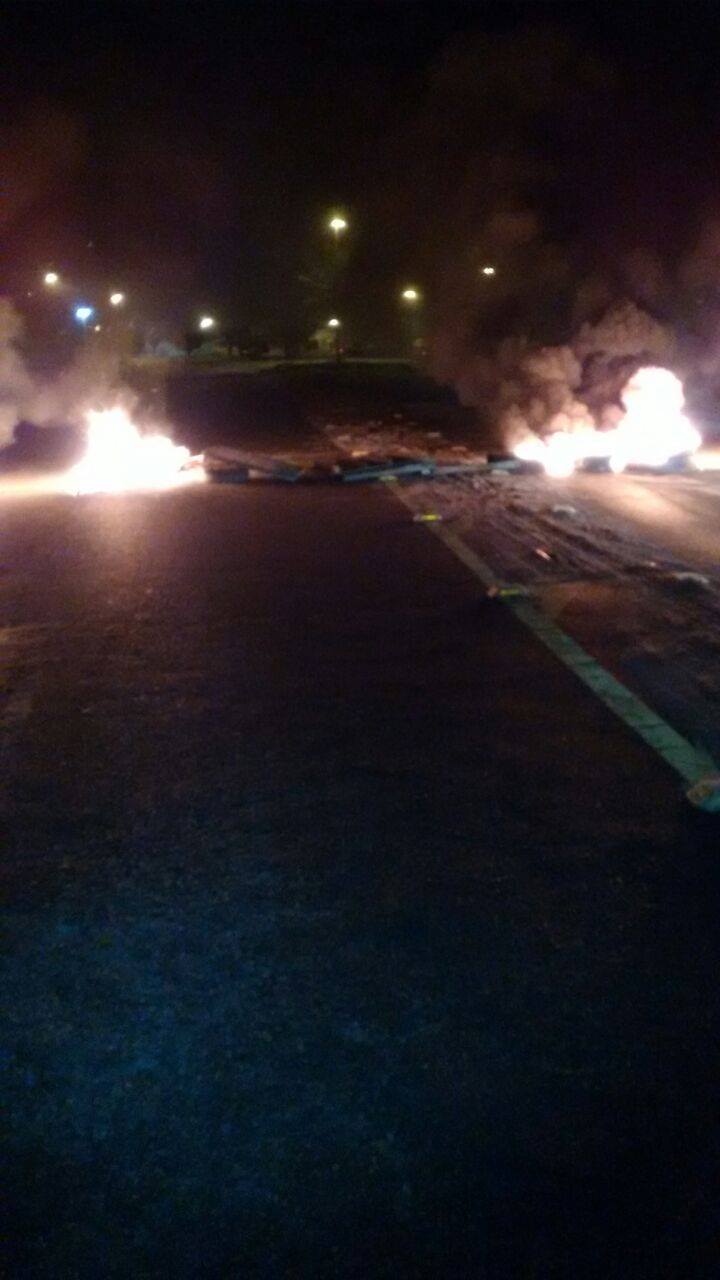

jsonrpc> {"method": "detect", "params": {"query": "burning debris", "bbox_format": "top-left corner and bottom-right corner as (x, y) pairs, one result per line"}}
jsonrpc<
(64, 407), (200, 495)
(0, 298), (201, 496)
(513, 366), (701, 477)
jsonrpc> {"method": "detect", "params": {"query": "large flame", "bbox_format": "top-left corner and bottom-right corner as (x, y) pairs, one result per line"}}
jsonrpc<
(514, 367), (701, 478)
(64, 406), (201, 495)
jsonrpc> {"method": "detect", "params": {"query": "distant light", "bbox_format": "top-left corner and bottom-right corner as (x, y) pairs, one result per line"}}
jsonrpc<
(481, 265), (496, 277)
(328, 215), (348, 235)
(328, 317), (341, 328)
(93, 324), (102, 332)
(43, 271), (60, 287)
(401, 287), (421, 302)
(199, 315), (216, 331)
(109, 291), (125, 307)
(74, 305), (94, 324)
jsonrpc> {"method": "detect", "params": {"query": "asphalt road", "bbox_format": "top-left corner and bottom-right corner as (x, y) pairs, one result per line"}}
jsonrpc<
(567, 467), (720, 570)
(2, 478), (719, 1278)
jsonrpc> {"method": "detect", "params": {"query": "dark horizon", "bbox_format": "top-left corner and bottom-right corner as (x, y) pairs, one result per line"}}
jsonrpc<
(4, 1), (720, 342)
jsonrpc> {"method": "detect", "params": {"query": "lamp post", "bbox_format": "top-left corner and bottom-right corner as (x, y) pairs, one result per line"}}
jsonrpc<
(327, 316), (342, 361)
(399, 286), (423, 356)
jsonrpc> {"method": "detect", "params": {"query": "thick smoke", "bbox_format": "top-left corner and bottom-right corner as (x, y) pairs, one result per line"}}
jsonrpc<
(486, 302), (680, 448)
(27, 343), (123, 430)
(494, 343), (593, 447)
(0, 298), (125, 448)
(0, 299), (35, 444)
(372, 21), (720, 445)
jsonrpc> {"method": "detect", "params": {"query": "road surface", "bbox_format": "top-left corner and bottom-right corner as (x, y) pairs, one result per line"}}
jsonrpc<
(386, 447), (720, 769)
(567, 467), (720, 571)
(1, 477), (719, 1278)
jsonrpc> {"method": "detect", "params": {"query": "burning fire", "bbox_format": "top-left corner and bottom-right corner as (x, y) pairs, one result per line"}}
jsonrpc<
(514, 367), (701, 478)
(64, 406), (201, 494)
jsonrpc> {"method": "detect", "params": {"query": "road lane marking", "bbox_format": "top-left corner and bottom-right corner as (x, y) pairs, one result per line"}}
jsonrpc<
(393, 489), (718, 795)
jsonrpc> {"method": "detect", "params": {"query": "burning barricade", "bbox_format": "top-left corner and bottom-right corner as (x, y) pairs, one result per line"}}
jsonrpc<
(63, 406), (201, 495)
(513, 367), (701, 478)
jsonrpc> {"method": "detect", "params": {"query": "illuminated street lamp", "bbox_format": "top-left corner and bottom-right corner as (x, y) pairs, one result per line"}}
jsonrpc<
(199, 315), (216, 331)
(74, 304), (94, 325)
(328, 214), (348, 239)
(481, 265), (496, 277)
(109, 291), (125, 307)
(43, 271), (60, 287)
(399, 287), (424, 358)
(327, 317), (342, 361)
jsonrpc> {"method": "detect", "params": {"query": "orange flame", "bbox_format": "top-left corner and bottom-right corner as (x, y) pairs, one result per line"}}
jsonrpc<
(514, 367), (701, 477)
(64, 406), (203, 494)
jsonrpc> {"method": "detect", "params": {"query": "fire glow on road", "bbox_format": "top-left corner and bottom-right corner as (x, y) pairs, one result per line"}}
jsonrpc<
(514, 367), (702, 478)
(63, 406), (204, 495)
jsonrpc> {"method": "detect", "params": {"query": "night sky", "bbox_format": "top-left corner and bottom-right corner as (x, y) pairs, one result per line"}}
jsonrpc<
(3, 2), (720, 345)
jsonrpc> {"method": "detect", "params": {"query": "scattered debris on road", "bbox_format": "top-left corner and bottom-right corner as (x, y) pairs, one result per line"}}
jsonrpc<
(339, 457), (436, 482)
(321, 413), (720, 768)
(202, 414), (720, 768)
(203, 446), (303, 482)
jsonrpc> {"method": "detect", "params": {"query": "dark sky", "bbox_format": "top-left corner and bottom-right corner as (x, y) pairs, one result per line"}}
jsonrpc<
(2, 2), (720, 337)
(0, 2), (471, 327)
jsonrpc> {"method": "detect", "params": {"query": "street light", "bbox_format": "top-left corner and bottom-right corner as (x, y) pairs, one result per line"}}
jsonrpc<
(43, 271), (60, 287)
(199, 315), (216, 331)
(399, 288), (423, 358)
(109, 291), (125, 307)
(328, 214), (348, 238)
(327, 317), (342, 362)
(74, 305), (94, 325)
(481, 265), (496, 277)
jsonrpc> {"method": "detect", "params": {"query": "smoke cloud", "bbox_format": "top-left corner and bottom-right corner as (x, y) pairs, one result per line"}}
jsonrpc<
(365, 20), (720, 445)
(442, 300), (683, 449)
(0, 300), (35, 444)
(497, 302), (681, 446)
(0, 297), (125, 449)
